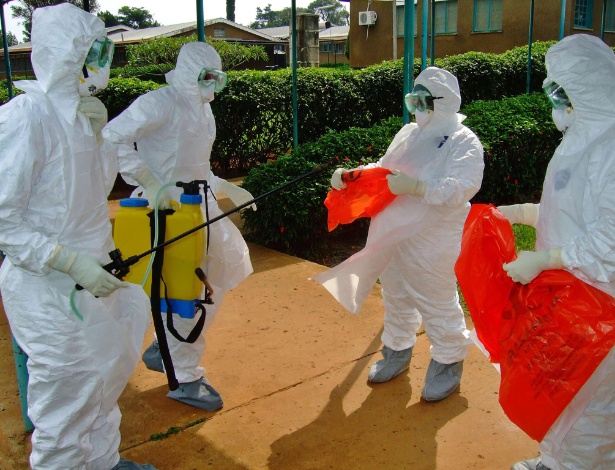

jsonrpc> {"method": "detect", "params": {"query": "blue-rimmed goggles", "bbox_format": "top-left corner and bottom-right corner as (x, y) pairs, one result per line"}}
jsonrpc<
(198, 68), (227, 92)
(543, 80), (571, 109)
(85, 37), (114, 68)
(404, 84), (442, 114)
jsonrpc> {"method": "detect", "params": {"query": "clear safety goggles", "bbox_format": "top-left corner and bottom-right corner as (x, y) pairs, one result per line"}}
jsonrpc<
(543, 80), (571, 109)
(85, 37), (114, 68)
(404, 84), (442, 114)
(198, 67), (227, 92)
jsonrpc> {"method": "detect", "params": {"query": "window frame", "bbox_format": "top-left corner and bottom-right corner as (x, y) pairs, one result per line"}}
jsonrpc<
(434, 0), (458, 35)
(472, 0), (503, 33)
(606, 0), (615, 32)
(573, 0), (594, 29)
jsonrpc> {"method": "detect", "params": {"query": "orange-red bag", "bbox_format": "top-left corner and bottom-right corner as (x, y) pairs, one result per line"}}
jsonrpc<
(324, 168), (396, 232)
(456, 203), (615, 441)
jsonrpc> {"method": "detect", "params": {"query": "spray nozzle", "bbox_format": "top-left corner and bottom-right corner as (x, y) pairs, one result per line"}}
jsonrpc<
(176, 180), (208, 195)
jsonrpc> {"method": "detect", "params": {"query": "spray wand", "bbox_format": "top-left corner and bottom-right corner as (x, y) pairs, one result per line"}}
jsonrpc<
(101, 160), (334, 280)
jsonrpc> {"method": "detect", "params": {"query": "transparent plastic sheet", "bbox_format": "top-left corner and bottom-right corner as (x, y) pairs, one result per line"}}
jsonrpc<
(455, 204), (615, 441)
(324, 168), (396, 232)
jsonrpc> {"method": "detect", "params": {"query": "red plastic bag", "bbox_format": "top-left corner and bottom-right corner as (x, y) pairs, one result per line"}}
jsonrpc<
(455, 203), (517, 363)
(324, 167), (396, 232)
(456, 204), (615, 441)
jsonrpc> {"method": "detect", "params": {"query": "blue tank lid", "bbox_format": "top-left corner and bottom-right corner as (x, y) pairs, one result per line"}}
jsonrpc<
(180, 193), (203, 205)
(119, 198), (149, 207)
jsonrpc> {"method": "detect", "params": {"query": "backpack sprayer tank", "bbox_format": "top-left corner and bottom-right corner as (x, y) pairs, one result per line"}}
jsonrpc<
(113, 189), (205, 319)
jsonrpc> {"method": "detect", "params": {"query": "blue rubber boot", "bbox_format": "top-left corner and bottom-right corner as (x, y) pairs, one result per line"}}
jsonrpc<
(111, 458), (158, 469)
(421, 359), (463, 402)
(368, 346), (413, 383)
(511, 457), (551, 470)
(141, 340), (164, 373)
(167, 377), (223, 411)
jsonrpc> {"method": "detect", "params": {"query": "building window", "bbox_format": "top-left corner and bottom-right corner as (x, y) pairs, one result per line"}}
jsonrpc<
(606, 0), (615, 31)
(473, 0), (502, 32)
(334, 43), (344, 54)
(321, 43), (331, 53)
(213, 28), (226, 38)
(435, 0), (458, 34)
(396, 3), (418, 37)
(574, 0), (593, 28)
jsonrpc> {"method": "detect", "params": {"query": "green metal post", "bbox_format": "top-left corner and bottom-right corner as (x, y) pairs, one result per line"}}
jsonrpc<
(421, 0), (427, 70)
(526, 0), (535, 94)
(430, 0), (435, 65)
(1, 0), (13, 99)
(559, 0), (566, 40)
(197, 0), (205, 42)
(12, 336), (33, 432)
(601, 0), (607, 40)
(291, 0), (299, 148)
(403, 0), (415, 124)
(1, 1), (29, 433)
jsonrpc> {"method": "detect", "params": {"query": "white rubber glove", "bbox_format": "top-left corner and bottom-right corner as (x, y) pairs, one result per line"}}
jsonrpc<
(503, 248), (564, 285)
(134, 167), (171, 209)
(497, 203), (539, 226)
(48, 245), (125, 297)
(331, 168), (347, 190)
(386, 169), (426, 197)
(78, 96), (108, 136)
(218, 179), (257, 211)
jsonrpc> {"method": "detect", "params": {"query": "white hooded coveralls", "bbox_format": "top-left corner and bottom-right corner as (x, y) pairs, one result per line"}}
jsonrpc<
(314, 67), (484, 363)
(515, 35), (615, 470)
(103, 42), (252, 384)
(0, 4), (150, 469)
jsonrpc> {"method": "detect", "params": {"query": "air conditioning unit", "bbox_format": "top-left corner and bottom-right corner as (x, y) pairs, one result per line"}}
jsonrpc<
(358, 10), (377, 26)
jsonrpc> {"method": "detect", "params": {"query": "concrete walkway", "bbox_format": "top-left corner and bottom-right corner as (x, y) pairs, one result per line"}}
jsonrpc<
(0, 199), (539, 470)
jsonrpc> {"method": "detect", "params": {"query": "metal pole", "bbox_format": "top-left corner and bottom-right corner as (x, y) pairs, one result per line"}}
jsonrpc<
(0, 1), (29, 434)
(559, 0), (566, 40)
(421, 0), (427, 70)
(82, 0), (89, 12)
(430, 0), (435, 65)
(12, 336), (34, 432)
(291, 0), (298, 148)
(526, 0), (535, 94)
(601, 0), (607, 40)
(392, 0), (397, 60)
(403, 0), (415, 124)
(196, 0), (205, 42)
(1, 0), (14, 99)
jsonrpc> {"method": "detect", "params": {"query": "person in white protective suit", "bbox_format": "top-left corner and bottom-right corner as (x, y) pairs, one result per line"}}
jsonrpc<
(102, 41), (254, 411)
(0, 4), (154, 470)
(497, 35), (615, 470)
(318, 67), (484, 401)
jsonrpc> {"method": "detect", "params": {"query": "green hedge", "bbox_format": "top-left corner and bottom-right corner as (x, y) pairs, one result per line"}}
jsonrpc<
(97, 77), (162, 120)
(0, 41), (557, 180)
(241, 93), (560, 258)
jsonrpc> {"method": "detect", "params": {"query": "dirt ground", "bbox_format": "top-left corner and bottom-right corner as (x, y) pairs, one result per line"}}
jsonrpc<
(0, 199), (540, 470)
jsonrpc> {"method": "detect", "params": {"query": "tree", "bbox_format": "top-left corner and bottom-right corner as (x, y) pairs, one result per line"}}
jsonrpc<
(307, 0), (349, 26)
(226, 0), (235, 22)
(1, 29), (18, 46)
(11, 0), (100, 42)
(250, 1), (348, 29)
(117, 6), (160, 29)
(97, 10), (119, 27)
(249, 3), (309, 29)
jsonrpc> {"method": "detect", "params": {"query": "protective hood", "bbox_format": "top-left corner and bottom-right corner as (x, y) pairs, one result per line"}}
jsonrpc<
(544, 34), (615, 148)
(413, 66), (463, 135)
(15, 3), (106, 124)
(166, 42), (222, 103)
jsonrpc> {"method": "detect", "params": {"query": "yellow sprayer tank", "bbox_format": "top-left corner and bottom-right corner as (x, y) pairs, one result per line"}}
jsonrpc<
(113, 194), (205, 318)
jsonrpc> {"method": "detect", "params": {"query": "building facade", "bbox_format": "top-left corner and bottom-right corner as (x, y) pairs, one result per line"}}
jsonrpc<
(347, 0), (615, 68)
